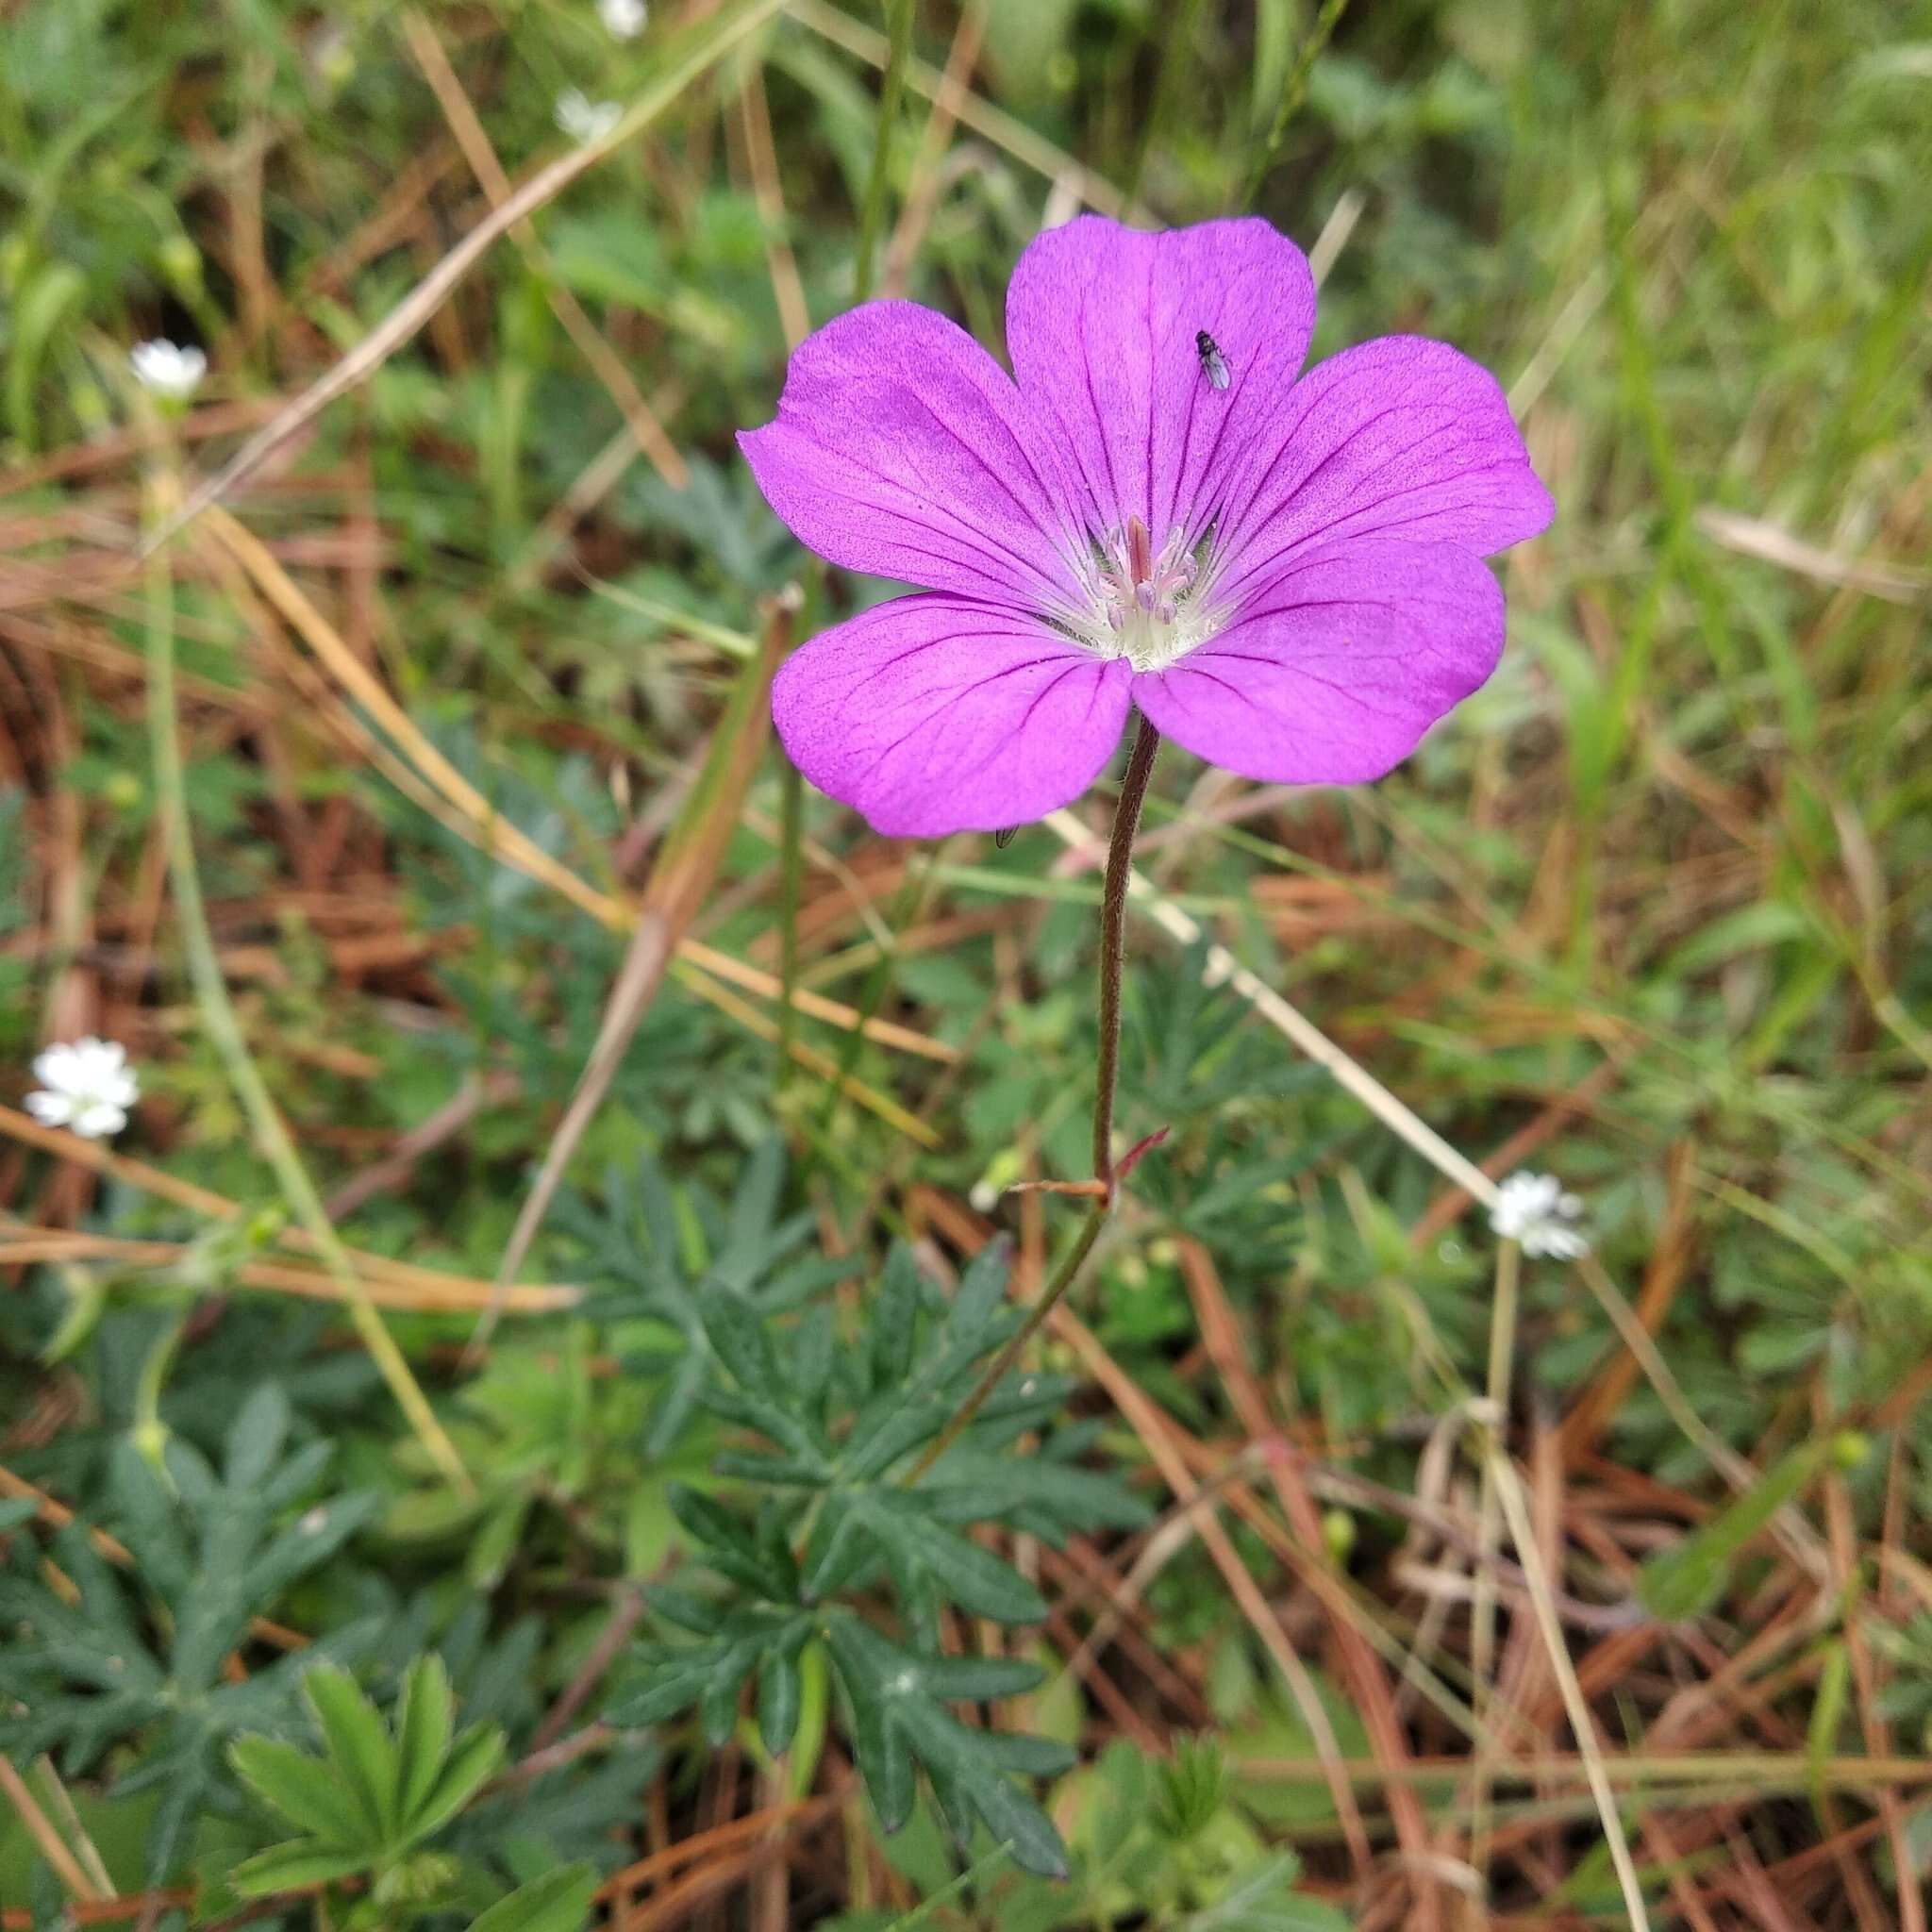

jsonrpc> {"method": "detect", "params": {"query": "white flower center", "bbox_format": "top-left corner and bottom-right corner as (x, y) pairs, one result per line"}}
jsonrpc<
(1059, 515), (1225, 672)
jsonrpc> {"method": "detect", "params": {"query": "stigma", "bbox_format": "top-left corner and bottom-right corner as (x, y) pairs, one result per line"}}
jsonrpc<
(1065, 515), (1224, 671)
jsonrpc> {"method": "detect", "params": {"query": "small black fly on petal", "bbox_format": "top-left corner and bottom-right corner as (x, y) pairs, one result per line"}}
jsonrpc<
(1195, 329), (1231, 391)
(994, 826), (1018, 850)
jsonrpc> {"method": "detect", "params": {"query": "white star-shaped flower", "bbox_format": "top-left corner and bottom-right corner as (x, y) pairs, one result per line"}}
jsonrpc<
(1490, 1171), (1589, 1259)
(598, 0), (647, 39)
(556, 89), (622, 144)
(26, 1038), (140, 1141)
(128, 340), (207, 400)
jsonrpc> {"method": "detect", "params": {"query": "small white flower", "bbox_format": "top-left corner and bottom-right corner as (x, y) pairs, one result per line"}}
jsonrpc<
(597, 0), (647, 39)
(1491, 1171), (1589, 1259)
(128, 339), (207, 400)
(555, 89), (622, 145)
(968, 1179), (998, 1215)
(26, 1038), (140, 1141)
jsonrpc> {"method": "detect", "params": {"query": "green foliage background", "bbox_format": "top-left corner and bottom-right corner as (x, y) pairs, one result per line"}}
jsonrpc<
(2, 0), (1928, 1924)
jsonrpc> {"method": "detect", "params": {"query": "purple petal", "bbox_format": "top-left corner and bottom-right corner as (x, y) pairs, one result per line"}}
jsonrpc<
(739, 301), (1078, 608)
(1213, 337), (1553, 604)
(1131, 540), (1505, 785)
(773, 595), (1132, 838)
(1006, 215), (1316, 545)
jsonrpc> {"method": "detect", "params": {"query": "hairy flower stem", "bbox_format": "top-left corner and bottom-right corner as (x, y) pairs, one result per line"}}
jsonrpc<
(142, 474), (473, 1495)
(1091, 716), (1162, 1184)
(904, 717), (1162, 1487)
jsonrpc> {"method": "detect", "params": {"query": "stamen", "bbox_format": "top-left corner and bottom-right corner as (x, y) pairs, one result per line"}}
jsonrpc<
(1064, 515), (1225, 671)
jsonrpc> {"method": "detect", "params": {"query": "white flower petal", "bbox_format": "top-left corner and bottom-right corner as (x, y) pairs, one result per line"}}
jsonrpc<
(25, 1036), (139, 1141)
(555, 89), (622, 143)
(598, 0), (647, 38)
(129, 340), (207, 399)
(25, 1090), (76, 1128)
(1491, 1170), (1589, 1260)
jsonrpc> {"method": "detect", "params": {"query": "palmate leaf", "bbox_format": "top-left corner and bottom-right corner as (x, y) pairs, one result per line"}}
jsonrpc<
(608, 1235), (1135, 1883)
(405, 1723), (508, 1844)
(229, 1735), (373, 1849)
(303, 1665), (399, 1840)
(228, 1842), (375, 1899)
(554, 1138), (841, 1457)
(0, 1383), (380, 1884)
(396, 1653), (458, 1821)
(824, 1613), (1071, 1881)
(226, 1651), (508, 1896)
(465, 1862), (600, 1932)
(608, 1605), (815, 1753)
(803, 1491), (1048, 1628)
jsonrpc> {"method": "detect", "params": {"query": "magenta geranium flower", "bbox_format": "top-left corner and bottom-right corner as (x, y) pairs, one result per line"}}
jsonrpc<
(741, 215), (1551, 838)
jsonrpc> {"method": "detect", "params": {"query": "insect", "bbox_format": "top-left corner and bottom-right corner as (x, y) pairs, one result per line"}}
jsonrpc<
(1195, 328), (1231, 391)
(994, 826), (1018, 850)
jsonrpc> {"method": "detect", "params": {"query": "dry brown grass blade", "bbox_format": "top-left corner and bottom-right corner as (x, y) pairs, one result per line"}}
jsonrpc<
(1043, 806), (1499, 1205)
(1176, 1239), (1447, 1928)
(672, 962), (941, 1147)
(1820, 1386), (1926, 1932)
(878, 2), (989, 299)
(791, 0), (1141, 221)
(398, 7), (688, 489)
(1694, 506), (1929, 604)
(1560, 1140), (1697, 1460)
(1485, 1440), (1651, 1931)
(204, 505), (953, 1074)
(0, 1103), (572, 1304)
(205, 503), (953, 1087)
(0, 1758), (103, 1907)
(0, 1228), (575, 1315)
(735, 65), (810, 351)
(0, 1100), (234, 1223)
(1053, 1294), (1377, 1881)
(469, 597), (791, 1356)
(593, 1796), (841, 1904)
(0, 1891), (196, 1932)
(909, 1188), (1374, 1874)
(140, 0), (788, 556)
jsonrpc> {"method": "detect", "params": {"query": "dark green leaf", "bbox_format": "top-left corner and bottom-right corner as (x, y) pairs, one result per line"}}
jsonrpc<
(302, 1665), (398, 1840)
(395, 1654), (456, 1826)
(406, 1723), (508, 1846)
(228, 1842), (375, 1897)
(466, 1863), (600, 1932)
(227, 1736), (372, 1850)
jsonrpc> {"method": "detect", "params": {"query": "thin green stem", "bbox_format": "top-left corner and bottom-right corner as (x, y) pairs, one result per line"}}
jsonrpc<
(130, 1305), (191, 1471)
(1091, 715), (1161, 1185)
(852, 0), (914, 304)
(904, 716), (1162, 1487)
(142, 476), (472, 1495)
(1240, 0), (1351, 212)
